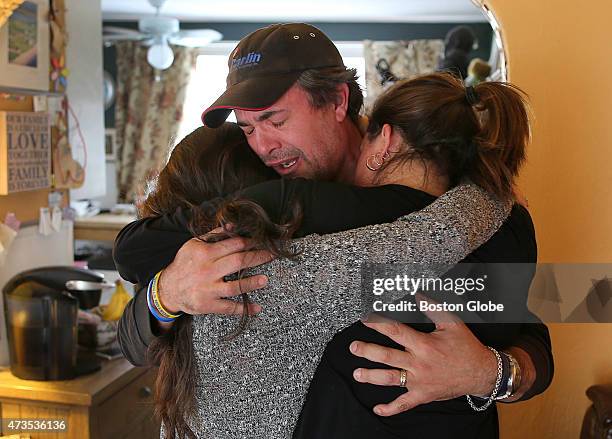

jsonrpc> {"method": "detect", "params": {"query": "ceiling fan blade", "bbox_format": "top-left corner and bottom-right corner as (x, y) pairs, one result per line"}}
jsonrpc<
(140, 38), (156, 47)
(103, 34), (149, 43)
(168, 29), (223, 47)
(103, 26), (142, 36)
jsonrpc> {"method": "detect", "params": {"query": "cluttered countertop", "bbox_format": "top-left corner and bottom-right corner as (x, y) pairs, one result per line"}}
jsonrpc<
(72, 203), (137, 242)
(0, 267), (159, 439)
(0, 357), (143, 406)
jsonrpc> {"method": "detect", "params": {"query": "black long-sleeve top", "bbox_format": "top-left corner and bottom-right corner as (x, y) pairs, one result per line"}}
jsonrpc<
(114, 178), (553, 438)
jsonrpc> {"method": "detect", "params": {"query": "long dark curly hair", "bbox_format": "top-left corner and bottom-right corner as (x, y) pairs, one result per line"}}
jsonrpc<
(138, 123), (300, 439)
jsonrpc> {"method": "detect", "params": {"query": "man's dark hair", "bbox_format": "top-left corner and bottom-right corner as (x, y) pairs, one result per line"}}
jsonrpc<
(296, 67), (363, 124)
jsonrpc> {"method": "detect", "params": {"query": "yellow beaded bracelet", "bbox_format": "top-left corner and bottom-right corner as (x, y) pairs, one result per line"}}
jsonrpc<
(151, 270), (183, 319)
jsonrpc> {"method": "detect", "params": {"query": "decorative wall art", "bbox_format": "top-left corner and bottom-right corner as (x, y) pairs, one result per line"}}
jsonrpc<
(0, 0), (50, 91)
(0, 110), (51, 194)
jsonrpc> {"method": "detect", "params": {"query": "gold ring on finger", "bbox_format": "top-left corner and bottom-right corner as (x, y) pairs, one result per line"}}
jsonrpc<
(399, 369), (407, 388)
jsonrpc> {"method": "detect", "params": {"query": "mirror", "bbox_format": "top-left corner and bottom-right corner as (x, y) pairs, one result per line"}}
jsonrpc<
(473, 0), (507, 81)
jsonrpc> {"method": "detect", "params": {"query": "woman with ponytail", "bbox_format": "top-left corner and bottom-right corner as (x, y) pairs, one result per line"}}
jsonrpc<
(355, 72), (530, 199)
(294, 72), (543, 439)
(115, 72), (552, 438)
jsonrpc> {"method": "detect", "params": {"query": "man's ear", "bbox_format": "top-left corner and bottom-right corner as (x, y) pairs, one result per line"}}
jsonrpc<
(333, 83), (350, 122)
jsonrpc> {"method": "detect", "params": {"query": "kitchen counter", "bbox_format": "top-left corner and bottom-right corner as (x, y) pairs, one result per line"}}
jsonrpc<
(0, 358), (159, 439)
(74, 214), (136, 242)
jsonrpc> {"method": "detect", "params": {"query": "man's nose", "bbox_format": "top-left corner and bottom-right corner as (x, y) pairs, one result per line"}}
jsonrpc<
(249, 129), (281, 159)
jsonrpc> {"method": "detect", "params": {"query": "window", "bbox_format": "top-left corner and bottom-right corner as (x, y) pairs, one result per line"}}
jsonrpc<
(176, 41), (366, 144)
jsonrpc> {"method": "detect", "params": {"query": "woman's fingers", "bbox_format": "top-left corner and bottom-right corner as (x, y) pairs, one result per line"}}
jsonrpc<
(353, 367), (409, 387)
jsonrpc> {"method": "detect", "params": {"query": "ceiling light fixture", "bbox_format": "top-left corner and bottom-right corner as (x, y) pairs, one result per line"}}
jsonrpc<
(147, 38), (174, 70)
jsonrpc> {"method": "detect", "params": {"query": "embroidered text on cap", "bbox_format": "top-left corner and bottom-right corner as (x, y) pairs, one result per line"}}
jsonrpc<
(231, 52), (262, 70)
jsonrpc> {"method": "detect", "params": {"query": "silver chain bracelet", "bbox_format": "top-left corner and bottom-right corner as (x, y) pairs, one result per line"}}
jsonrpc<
(466, 346), (504, 412)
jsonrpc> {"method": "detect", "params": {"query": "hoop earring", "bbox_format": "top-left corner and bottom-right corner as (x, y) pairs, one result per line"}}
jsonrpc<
(366, 155), (380, 171)
(366, 153), (384, 171)
(374, 153), (385, 167)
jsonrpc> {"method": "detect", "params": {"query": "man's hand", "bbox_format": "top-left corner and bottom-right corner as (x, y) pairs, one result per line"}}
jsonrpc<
(349, 296), (498, 416)
(157, 234), (274, 317)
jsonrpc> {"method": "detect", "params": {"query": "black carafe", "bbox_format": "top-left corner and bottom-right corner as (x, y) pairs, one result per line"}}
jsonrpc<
(3, 266), (113, 380)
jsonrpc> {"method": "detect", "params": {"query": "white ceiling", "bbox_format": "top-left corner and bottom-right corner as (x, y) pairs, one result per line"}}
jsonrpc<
(101, 0), (487, 23)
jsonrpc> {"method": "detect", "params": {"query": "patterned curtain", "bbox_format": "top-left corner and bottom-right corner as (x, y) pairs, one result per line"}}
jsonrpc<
(114, 41), (197, 203)
(363, 39), (444, 110)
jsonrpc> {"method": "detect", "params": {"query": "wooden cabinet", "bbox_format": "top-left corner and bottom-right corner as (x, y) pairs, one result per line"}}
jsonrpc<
(0, 359), (160, 439)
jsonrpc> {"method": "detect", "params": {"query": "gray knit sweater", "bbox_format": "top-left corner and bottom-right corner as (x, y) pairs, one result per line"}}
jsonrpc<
(163, 183), (509, 439)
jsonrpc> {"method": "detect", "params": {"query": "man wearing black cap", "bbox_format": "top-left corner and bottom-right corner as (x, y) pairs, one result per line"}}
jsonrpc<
(116, 22), (550, 430)
(202, 23), (364, 183)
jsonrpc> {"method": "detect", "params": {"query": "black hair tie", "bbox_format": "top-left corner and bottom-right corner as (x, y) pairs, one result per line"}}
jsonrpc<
(465, 86), (480, 106)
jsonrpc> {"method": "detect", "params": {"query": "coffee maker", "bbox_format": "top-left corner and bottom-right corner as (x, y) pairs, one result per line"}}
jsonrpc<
(3, 266), (114, 381)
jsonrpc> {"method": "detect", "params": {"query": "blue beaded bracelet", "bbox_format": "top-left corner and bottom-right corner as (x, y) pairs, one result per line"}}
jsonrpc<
(146, 276), (176, 323)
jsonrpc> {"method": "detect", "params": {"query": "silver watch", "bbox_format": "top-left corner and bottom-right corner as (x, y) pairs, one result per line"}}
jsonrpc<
(495, 352), (522, 400)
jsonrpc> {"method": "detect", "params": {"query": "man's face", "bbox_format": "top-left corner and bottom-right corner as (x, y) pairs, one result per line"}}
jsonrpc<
(234, 84), (349, 181)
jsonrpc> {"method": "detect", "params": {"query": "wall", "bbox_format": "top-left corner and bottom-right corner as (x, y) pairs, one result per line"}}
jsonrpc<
(484, 0), (612, 437)
(67, 0), (105, 200)
(0, 0), (105, 363)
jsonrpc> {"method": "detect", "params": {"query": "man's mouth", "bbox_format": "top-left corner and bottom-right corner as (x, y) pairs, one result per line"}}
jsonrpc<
(280, 159), (297, 169)
(268, 157), (300, 174)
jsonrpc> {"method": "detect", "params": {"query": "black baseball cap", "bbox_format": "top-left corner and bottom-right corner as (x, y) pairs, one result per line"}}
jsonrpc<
(201, 23), (345, 128)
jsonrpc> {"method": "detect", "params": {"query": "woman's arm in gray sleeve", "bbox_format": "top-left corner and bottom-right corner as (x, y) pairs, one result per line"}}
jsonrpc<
(269, 183), (551, 404)
(300, 182), (509, 265)
(266, 182), (510, 330)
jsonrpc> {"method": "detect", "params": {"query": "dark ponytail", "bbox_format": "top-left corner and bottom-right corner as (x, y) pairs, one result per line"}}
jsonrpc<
(470, 80), (531, 198)
(367, 72), (531, 199)
(139, 123), (299, 438)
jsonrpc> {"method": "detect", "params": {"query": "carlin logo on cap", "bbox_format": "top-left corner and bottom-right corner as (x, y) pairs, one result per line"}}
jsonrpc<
(231, 52), (262, 71)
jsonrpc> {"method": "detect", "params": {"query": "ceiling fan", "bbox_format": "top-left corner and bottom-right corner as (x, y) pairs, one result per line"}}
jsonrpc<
(103, 0), (223, 70)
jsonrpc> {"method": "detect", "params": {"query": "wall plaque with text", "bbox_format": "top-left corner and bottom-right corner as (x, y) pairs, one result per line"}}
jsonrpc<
(0, 111), (51, 194)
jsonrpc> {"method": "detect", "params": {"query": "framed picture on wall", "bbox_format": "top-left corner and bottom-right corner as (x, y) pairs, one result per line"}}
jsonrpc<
(105, 128), (116, 162)
(0, 0), (50, 91)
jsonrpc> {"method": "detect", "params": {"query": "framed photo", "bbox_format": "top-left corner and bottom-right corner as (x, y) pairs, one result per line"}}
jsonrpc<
(0, 0), (50, 91)
(105, 128), (116, 162)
